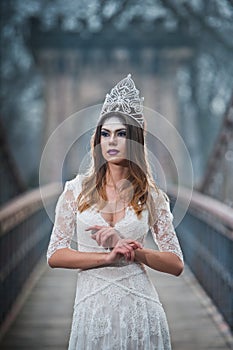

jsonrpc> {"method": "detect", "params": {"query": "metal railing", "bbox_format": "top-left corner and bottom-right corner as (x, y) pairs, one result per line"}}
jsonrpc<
(0, 183), (60, 331)
(1, 182), (232, 334)
(168, 186), (233, 332)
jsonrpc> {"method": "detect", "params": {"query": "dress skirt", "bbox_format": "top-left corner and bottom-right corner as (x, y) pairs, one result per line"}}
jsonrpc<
(68, 263), (172, 350)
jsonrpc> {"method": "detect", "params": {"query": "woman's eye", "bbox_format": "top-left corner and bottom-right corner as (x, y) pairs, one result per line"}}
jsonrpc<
(118, 131), (127, 137)
(101, 131), (109, 137)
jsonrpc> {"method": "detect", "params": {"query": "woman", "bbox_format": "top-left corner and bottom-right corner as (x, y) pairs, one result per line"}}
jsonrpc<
(46, 74), (184, 350)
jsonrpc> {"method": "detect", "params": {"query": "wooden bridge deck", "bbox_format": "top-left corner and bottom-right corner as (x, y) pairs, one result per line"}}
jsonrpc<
(0, 236), (232, 350)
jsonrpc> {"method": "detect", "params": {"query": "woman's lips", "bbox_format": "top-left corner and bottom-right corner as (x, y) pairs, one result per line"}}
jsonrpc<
(107, 150), (119, 155)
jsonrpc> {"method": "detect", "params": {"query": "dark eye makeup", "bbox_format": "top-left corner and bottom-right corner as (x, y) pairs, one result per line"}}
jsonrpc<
(117, 130), (127, 137)
(101, 130), (127, 137)
(100, 131), (109, 137)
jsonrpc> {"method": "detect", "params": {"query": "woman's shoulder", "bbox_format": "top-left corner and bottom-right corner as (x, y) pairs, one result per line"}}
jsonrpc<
(64, 173), (86, 194)
(149, 185), (170, 209)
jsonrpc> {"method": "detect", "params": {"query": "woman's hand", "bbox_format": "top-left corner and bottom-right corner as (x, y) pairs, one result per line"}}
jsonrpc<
(105, 239), (143, 264)
(85, 225), (121, 248)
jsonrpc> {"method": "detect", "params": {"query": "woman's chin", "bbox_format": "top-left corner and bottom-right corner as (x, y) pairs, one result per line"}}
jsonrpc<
(107, 158), (128, 166)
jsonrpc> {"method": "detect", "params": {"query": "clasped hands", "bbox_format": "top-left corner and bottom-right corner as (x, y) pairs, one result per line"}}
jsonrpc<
(85, 225), (142, 262)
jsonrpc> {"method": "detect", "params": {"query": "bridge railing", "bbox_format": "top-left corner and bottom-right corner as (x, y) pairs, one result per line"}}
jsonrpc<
(0, 183), (60, 333)
(1, 183), (232, 333)
(168, 186), (233, 332)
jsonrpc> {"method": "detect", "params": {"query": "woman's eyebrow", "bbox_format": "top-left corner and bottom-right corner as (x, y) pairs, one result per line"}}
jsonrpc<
(101, 127), (127, 132)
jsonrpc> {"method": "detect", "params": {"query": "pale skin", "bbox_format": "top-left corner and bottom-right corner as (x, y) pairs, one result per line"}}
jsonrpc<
(48, 116), (184, 276)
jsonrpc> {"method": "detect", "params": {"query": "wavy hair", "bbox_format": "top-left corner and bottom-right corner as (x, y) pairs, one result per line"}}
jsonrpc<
(77, 111), (159, 226)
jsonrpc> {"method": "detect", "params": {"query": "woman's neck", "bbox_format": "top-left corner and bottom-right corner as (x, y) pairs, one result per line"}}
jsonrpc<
(106, 163), (129, 186)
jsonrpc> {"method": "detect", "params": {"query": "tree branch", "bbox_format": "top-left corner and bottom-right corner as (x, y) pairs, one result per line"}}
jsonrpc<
(183, 2), (233, 51)
(160, 0), (233, 51)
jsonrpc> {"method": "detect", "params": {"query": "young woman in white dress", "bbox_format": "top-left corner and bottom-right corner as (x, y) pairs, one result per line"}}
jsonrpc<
(46, 74), (184, 350)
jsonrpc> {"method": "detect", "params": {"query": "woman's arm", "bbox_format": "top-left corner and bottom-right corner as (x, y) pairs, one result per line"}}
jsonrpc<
(47, 175), (141, 270)
(134, 249), (183, 276)
(141, 188), (184, 276)
(48, 239), (142, 270)
(47, 176), (111, 270)
(48, 248), (109, 270)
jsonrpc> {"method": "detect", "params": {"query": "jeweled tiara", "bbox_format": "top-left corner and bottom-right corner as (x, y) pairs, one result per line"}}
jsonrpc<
(99, 74), (144, 128)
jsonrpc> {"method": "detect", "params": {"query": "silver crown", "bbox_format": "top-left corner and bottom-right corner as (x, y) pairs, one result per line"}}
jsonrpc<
(100, 74), (144, 128)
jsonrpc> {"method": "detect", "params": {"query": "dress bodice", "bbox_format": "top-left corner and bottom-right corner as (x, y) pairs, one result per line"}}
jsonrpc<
(46, 173), (183, 263)
(76, 205), (149, 253)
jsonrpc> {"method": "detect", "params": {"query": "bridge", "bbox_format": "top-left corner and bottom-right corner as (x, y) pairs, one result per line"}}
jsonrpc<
(0, 181), (232, 349)
(0, 1), (233, 349)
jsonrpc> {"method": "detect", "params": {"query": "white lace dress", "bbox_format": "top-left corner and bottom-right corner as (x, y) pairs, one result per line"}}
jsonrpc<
(47, 174), (183, 350)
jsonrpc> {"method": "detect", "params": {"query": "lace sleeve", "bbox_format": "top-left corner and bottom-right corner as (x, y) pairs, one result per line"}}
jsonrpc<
(150, 189), (183, 262)
(46, 174), (82, 263)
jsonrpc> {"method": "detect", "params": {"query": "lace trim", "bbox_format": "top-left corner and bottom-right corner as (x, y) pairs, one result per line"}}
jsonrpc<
(150, 189), (184, 263)
(46, 174), (83, 262)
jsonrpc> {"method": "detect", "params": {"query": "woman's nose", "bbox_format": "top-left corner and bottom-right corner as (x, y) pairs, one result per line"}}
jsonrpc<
(109, 133), (117, 144)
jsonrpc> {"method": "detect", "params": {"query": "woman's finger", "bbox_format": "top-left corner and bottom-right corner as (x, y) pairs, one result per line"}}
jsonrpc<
(130, 250), (135, 262)
(119, 241), (134, 251)
(95, 231), (103, 245)
(119, 243), (137, 262)
(120, 246), (132, 261)
(115, 247), (125, 257)
(101, 228), (115, 246)
(116, 239), (142, 249)
(129, 242), (141, 250)
(85, 225), (105, 232)
(127, 241), (142, 249)
(96, 228), (109, 244)
(91, 232), (109, 247)
(100, 232), (110, 246)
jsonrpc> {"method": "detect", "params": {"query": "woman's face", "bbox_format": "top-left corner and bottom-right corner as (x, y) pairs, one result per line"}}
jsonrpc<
(100, 116), (127, 165)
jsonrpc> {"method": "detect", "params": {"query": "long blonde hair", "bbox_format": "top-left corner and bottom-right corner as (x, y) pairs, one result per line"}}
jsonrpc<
(77, 111), (159, 226)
